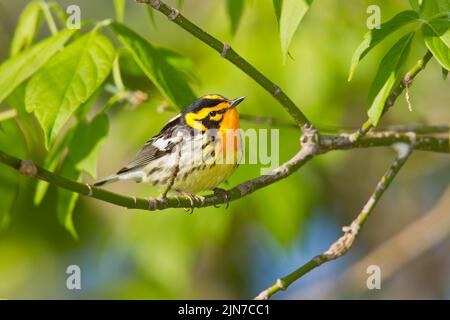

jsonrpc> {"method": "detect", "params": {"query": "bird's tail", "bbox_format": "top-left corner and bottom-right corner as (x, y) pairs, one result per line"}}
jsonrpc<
(93, 174), (120, 187)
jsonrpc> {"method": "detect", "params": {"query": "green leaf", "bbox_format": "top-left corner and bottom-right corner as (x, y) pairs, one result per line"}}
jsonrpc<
(442, 67), (449, 79)
(114, 0), (126, 22)
(10, 1), (43, 56)
(367, 32), (415, 126)
(25, 31), (115, 149)
(110, 22), (197, 109)
(146, 6), (156, 28)
(419, 0), (450, 19)
(176, 0), (185, 9)
(422, 18), (450, 70)
(157, 47), (199, 83)
(409, 0), (423, 12)
(0, 121), (27, 229)
(277, 0), (314, 64)
(227, 0), (245, 35)
(273, 0), (282, 23)
(57, 157), (80, 239)
(0, 29), (76, 104)
(33, 128), (75, 205)
(68, 114), (109, 179)
(348, 10), (419, 81)
(48, 1), (68, 24)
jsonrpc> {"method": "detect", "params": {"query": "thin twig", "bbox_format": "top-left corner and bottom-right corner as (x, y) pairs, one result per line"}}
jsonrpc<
(135, 0), (310, 127)
(351, 51), (433, 141)
(240, 113), (449, 135)
(254, 134), (416, 300)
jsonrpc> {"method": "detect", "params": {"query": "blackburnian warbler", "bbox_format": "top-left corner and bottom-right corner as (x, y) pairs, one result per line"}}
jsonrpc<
(94, 94), (245, 200)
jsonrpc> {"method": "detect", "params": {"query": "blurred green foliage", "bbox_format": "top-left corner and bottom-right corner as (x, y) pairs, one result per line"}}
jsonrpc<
(0, 0), (448, 299)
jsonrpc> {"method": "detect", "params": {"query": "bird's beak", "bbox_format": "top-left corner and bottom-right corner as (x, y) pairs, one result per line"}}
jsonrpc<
(228, 96), (246, 109)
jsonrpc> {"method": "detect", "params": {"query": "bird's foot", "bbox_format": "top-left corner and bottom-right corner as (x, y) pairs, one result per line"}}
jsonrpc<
(212, 188), (231, 209)
(179, 191), (204, 214)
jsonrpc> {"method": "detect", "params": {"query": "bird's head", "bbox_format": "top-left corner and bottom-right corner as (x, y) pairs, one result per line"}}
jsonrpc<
(183, 94), (245, 132)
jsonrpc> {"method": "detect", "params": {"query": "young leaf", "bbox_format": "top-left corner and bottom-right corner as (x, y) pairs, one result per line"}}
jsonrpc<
(0, 29), (76, 104)
(67, 114), (109, 179)
(176, 0), (185, 9)
(0, 121), (25, 229)
(443, 67), (449, 79)
(57, 157), (81, 239)
(418, 0), (450, 19)
(367, 32), (415, 126)
(348, 10), (419, 81)
(110, 22), (197, 109)
(422, 18), (450, 70)
(114, 0), (126, 22)
(33, 130), (74, 206)
(409, 0), (423, 12)
(48, 1), (68, 25)
(10, 1), (43, 56)
(277, 0), (314, 64)
(273, 0), (282, 23)
(25, 32), (115, 149)
(227, 0), (246, 35)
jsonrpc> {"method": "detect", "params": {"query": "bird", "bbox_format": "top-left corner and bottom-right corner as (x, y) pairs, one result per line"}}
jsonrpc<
(94, 94), (245, 203)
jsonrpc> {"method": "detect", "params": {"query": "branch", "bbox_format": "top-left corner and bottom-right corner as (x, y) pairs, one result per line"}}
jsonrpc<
(254, 135), (416, 300)
(240, 112), (449, 135)
(351, 51), (433, 141)
(0, 128), (447, 212)
(135, 0), (310, 127)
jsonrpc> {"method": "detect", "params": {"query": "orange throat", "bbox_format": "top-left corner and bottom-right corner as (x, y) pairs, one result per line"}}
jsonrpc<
(220, 109), (240, 155)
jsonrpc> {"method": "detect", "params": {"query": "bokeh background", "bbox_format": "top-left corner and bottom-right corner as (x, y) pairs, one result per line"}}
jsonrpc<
(0, 0), (449, 299)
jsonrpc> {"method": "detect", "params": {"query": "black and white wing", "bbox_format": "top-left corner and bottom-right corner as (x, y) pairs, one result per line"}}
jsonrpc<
(94, 114), (183, 186)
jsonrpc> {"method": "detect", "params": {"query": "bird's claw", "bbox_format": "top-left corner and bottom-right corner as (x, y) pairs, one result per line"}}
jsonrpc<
(213, 188), (231, 209)
(179, 192), (204, 214)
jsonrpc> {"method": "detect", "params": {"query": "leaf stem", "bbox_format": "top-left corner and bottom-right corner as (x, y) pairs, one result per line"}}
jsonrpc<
(135, 0), (310, 127)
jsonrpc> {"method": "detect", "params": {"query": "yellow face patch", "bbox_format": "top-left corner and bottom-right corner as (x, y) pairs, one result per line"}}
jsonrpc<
(185, 102), (230, 130)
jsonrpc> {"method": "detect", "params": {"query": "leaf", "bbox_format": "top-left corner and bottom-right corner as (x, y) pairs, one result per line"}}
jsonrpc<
(277, 0), (314, 64)
(227, 0), (246, 35)
(348, 10), (419, 81)
(422, 18), (450, 70)
(9, 1), (43, 56)
(367, 32), (415, 126)
(33, 90), (100, 206)
(176, 0), (185, 9)
(25, 31), (115, 149)
(418, 0), (450, 19)
(57, 157), (81, 239)
(409, 0), (423, 12)
(48, 1), (68, 24)
(273, 0), (282, 23)
(110, 22), (197, 109)
(146, 6), (156, 28)
(114, 0), (126, 22)
(0, 121), (27, 229)
(156, 47), (199, 83)
(0, 29), (76, 104)
(67, 114), (109, 178)
(33, 130), (74, 206)
(443, 67), (449, 79)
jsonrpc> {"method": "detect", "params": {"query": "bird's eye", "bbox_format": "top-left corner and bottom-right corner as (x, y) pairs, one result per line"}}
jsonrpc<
(209, 111), (217, 117)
